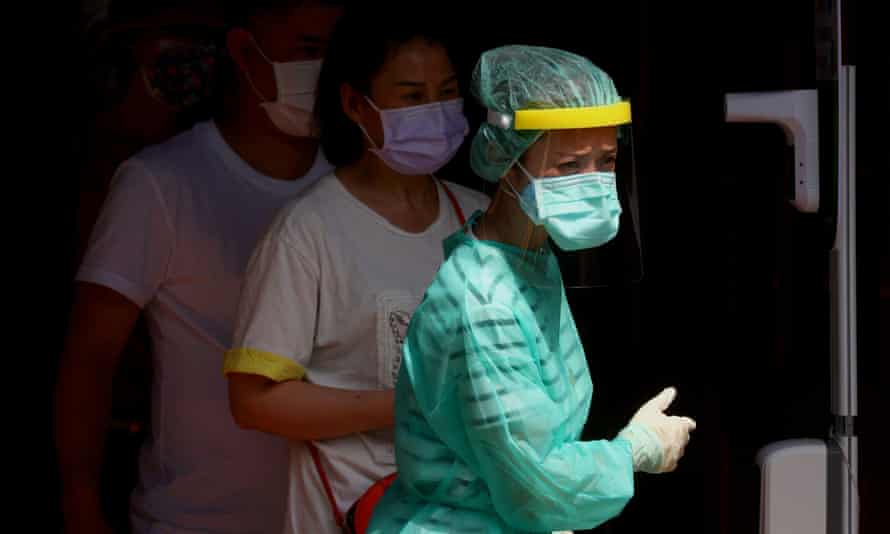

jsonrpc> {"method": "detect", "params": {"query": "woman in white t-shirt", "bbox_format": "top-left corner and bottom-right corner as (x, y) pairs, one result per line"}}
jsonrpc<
(223, 6), (489, 534)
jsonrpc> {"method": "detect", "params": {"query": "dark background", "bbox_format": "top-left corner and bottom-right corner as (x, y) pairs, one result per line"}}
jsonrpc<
(33, 1), (887, 532)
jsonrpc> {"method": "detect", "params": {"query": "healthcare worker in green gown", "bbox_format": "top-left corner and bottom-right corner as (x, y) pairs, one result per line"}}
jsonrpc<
(368, 45), (697, 534)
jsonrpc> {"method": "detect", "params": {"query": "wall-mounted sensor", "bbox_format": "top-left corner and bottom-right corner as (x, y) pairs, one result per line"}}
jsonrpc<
(725, 90), (820, 213)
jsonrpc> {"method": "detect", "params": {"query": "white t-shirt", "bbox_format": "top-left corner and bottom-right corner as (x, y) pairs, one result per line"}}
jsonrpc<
(226, 174), (489, 534)
(77, 120), (333, 534)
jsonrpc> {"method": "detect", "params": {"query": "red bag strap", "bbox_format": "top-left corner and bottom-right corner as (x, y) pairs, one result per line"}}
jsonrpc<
(439, 179), (466, 226)
(308, 441), (344, 528)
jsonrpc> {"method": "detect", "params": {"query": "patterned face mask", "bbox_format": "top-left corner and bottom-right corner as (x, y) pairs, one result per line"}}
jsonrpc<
(142, 40), (219, 110)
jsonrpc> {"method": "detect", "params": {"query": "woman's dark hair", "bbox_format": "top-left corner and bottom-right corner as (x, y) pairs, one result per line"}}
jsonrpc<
(317, 3), (456, 166)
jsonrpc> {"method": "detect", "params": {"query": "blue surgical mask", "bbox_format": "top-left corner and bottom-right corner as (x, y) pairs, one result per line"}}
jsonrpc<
(506, 162), (622, 251)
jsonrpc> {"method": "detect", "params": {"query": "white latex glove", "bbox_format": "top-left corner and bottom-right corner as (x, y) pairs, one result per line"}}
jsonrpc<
(617, 387), (696, 473)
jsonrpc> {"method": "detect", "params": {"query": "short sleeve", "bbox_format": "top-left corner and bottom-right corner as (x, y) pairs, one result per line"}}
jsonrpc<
(224, 222), (319, 382)
(76, 160), (174, 308)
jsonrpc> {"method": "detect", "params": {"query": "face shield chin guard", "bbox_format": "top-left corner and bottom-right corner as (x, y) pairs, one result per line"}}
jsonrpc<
(490, 101), (644, 289)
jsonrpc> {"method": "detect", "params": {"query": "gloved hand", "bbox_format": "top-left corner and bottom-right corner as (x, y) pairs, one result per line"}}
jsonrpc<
(617, 387), (696, 474)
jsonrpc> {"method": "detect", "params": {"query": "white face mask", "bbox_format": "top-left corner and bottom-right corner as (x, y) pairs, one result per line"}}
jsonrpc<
(245, 37), (323, 137)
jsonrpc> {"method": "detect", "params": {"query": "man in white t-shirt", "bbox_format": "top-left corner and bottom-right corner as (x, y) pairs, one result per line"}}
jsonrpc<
(54, 2), (344, 533)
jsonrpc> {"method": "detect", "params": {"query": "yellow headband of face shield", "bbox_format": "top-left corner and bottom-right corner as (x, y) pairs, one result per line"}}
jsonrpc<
(488, 101), (632, 130)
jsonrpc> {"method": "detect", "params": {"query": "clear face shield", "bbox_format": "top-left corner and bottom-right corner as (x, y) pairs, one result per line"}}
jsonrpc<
(496, 101), (643, 288)
(551, 123), (643, 288)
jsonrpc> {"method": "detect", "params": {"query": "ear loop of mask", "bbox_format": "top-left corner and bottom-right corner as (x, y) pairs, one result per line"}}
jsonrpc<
(501, 131), (548, 212)
(356, 96), (383, 151)
(501, 132), (551, 266)
(355, 96), (441, 188)
(355, 95), (441, 183)
(492, 174), (540, 270)
(141, 66), (176, 110)
(243, 35), (274, 103)
(498, 169), (535, 255)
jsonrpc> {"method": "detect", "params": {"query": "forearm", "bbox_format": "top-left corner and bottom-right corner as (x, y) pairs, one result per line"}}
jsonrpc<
(55, 350), (116, 498)
(479, 436), (634, 531)
(230, 374), (394, 441)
